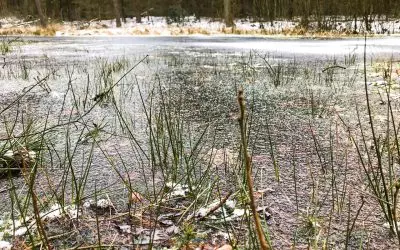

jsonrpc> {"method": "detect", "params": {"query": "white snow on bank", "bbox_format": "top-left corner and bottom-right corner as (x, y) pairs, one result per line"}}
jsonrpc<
(0, 16), (21, 29)
(0, 241), (12, 250)
(55, 16), (400, 36)
(1, 15), (400, 36)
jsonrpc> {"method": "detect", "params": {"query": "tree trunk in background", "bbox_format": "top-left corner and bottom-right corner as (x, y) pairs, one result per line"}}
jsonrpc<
(269, 0), (275, 26)
(0, 0), (7, 15)
(113, 0), (122, 27)
(354, 15), (357, 33)
(300, 0), (310, 28)
(0, 0), (399, 26)
(66, 0), (73, 20)
(190, 0), (199, 18)
(34, 0), (47, 27)
(46, 0), (57, 19)
(224, 0), (234, 27)
(120, 0), (126, 23)
(133, 0), (146, 23)
(364, 12), (370, 31)
(136, 13), (142, 23)
(287, 0), (293, 19)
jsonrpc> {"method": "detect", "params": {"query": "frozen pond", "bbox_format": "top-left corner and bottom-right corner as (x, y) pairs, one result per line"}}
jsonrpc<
(1, 35), (400, 249)
(9, 36), (400, 62)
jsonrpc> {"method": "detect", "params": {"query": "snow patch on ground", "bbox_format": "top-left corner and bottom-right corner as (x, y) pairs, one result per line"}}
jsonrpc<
(0, 241), (12, 250)
(0, 204), (78, 244)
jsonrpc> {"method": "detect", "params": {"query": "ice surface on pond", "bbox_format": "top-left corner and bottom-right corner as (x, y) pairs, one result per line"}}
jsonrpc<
(9, 36), (400, 64)
(191, 37), (400, 57)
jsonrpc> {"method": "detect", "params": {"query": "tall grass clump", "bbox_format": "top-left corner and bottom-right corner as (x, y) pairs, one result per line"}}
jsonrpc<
(0, 37), (21, 56)
(0, 55), (150, 248)
(340, 37), (400, 245)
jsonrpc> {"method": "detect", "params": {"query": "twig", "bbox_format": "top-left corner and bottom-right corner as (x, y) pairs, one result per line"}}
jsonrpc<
(69, 244), (133, 250)
(31, 231), (74, 248)
(0, 187), (13, 193)
(199, 191), (233, 220)
(322, 65), (347, 72)
(15, 20), (39, 27)
(237, 88), (269, 250)
(186, 191), (233, 221)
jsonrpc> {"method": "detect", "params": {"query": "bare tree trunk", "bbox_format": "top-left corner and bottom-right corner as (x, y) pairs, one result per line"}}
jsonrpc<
(269, 0), (275, 26)
(288, 0), (293, 19)
(112, 0), (122, 27)
(354, 14), (357, 33)
(66, 0), (72, 20)
(224, 0), (234, 27)
(0, 0), (7, 14)
(34, 0), (47, 27)
(45, 0), (51, 18)
(133, 0), (146, 23)
(119, 0), (126, 23)
(136, 13), (142, 23)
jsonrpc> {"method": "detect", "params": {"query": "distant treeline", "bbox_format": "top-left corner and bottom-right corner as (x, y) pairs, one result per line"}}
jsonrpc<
(0, 0), (399, 26)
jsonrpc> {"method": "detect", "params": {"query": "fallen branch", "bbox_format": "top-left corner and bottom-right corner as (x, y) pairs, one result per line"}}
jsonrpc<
(186, 191), (233, 221)
(200, 191), (233, 220)
(15, 19), (40, 27)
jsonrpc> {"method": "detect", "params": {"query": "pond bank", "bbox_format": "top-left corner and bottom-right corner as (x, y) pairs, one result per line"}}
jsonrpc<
(1, 16), (400, 37)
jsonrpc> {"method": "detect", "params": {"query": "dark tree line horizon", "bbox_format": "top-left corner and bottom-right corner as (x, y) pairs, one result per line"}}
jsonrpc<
(0, 0), (399, 28)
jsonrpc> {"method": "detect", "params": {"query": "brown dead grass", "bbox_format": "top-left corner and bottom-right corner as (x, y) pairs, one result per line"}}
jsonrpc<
(0, 23), (60, 36)
(0, 22), (378, 37)
(218, 25), (372, 38)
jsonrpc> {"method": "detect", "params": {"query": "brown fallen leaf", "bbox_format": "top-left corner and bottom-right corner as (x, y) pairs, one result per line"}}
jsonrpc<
(253, 191), (263, 200)
(130, 191), (144, 203)
(254, 188), (275, 200)
(216, 245), (232, 250)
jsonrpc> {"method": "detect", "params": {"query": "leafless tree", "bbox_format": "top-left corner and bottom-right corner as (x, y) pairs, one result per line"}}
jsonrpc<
(0, 0), (398, 29)
(133, 0), (146, 23)
(224, 0), (234, 27)
(112, 0), (122, 27)
(34, 0), (47, 27)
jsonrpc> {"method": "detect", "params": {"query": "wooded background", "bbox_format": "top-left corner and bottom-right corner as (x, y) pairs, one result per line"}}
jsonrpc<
(0, 0), (399, 27)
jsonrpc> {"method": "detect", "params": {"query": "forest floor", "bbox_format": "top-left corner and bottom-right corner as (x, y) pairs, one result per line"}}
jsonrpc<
(0, 15), (400, 37)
